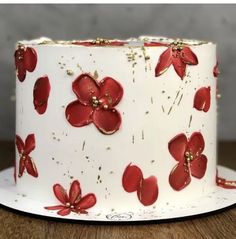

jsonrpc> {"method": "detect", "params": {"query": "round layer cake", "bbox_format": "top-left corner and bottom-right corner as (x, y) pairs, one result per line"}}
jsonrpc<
(15, 36), (218, 216)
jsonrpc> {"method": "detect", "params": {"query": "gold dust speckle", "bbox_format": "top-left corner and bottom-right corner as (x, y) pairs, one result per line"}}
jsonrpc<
(99, 166), (102, 171)
(66, 69), (74, 76)
(93, 70), (99, 80)
(85, 156), (89, 159)
(151, 160), (155, 163)
(145, 111), (149, 114)
(110, 171), (114, 174)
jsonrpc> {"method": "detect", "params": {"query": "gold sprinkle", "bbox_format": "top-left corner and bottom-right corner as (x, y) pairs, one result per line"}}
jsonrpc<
(177, 94), (183, 106)
(99, 166), (102, 171)
(142, 130), (144, 140)
(93, 70), (99, 80)
(188, 115), (193, 128)
(151, 97), (153, 104)
(66, 69), (74, 76)
(132, 135), (135, 144)
(167, 106), (173, 115)
(82, 140), (86, 151)
(161, 105), (165, 113)
(106, 147), (111, 150)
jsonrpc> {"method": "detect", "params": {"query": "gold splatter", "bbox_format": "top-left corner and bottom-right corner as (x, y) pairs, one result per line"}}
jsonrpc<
(82, 140), (86, 151)
(177, 94), (183, 106)
(167, 106), (173, 115)
(142, 130), (144, 140)
(151, 160), (155, 163)
(110, 171), (114, 174)
(151, 97), (153, 104)
(161, 105), (165, 113)
(132, 135), (135, 144)
(145, 111), (149, 114)
(93, 70), (99, 80)
(188, 115), (193, 128)
(66, 69), (74, 76)
(106, 147), (111, 150)
(77, 63), (83, 72)
(99, 166), (102, 171)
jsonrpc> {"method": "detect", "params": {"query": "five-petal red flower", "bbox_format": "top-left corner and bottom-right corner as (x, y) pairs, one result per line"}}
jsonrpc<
(193, 86), (211, 112)
(122, 163), (158, 206)
(15, 134), (38, 178)
(168, 132), (207, 191)
(66, 73), (123, 135)
(155, 42), (198, 79)
(14, 45), (37, 82)
(45, 180), (97, 216)
(33, 76), (51, 114)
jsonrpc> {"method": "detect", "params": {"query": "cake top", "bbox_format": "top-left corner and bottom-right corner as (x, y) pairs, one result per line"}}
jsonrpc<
(17, 36), (215, 47)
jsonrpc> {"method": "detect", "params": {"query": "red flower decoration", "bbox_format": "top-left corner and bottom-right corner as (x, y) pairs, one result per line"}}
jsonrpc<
(216, 170), (236, 189)
(193, 86), (211, 112)
(33, 76), (51, 114)
(122, 164), (158, 206)
(155, 42), (198, 79)
(14, 45), (37, 82)
(66, 73), (123, 135)
(168, 132), (207, 191)
(213, 61), (220, 78)
(45, 180), (97, 216)
(15, 134), (38, 178)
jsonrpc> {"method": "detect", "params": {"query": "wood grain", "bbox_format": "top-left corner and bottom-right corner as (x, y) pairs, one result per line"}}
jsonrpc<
(0, 141), (235, 239)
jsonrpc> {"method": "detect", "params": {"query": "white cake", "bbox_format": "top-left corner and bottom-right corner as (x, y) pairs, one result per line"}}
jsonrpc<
(15, 36), (218, 216)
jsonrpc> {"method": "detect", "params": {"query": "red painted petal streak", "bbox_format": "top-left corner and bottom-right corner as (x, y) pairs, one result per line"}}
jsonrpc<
(92, 108), (121, 135)
(24, 47), (37, 72)
(24, 134), (36, 155)
(69, 180), (81, 205)
(169, 163), (191, 191)
(25, 156), (38, 178)
(180, 47), (198, 65)
(66, 101), (94, 127)
(137, 176), (158, 206)
(33, 76), (51, 114)
(168, 133), (188, 161)
(53, 184), (69, 205)
(122, 164), (143, 192)
(99, 77), (123, 107)
(190, 154), (207, 179)
(188, 132), (205, 158)
(15, 135), (24, 153)
(193, 87), (211, 112)
(76, 193), (97, 210)
(155, 47), (172, 77)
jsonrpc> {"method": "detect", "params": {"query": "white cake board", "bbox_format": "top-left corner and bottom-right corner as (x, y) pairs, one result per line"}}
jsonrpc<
(0, 165), (235, 223)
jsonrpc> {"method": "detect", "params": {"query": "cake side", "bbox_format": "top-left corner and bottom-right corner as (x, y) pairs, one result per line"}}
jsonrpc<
(15, 37), (217, 215)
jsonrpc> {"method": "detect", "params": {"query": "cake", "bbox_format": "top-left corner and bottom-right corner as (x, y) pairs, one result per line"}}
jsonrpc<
(14, 36), (218, 218)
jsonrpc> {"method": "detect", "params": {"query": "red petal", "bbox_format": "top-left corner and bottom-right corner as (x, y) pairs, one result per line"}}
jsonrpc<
(44, 205), (65, 210)
(24, 134), (35, 155)
(190, 154), (207, 179)
(15, 135), (24, 153)
(155, 47), (172, 77)
(69, 180), (81, 205)
(33, 76), (51, 114)
(72, 41), (94, 46)
(18, 157), (25, 177)
(144, 42), (169, 47)
(172, 53), (186, 79)
(15, 48), (26, 82)
(99, 77), (123, 107)
(188, 132), (205, 158)
(169, 163), (191, 191)
(24, 47), (37, 72)
(72, 74), (100, 105)
(65, 100), (94, 127)
(76, 193), (96, 210)
(137, 176), (158, 206)
(57, 208), (71, 216)
(92, 108), (121, 135)
(53, 184), (69, 205)
(213, 61), (220, 77)
(180, 47), (198, 65)
(168, 133), (188, 161)
(25, 156), (38, 178)
(122, 164), (143, 192)
(193, 87), (211, 112)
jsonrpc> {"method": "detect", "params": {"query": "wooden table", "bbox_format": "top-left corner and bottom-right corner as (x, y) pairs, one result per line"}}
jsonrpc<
(0, 141), (235, 239)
